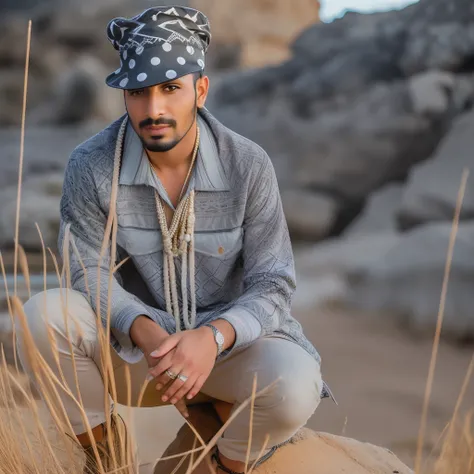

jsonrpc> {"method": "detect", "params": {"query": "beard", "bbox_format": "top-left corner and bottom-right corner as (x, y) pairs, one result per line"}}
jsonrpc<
(138, 96), (198, 153)
(142, 135), (181, 152)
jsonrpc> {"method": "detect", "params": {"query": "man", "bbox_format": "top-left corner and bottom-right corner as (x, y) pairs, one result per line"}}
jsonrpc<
(17, 6), (331, 474)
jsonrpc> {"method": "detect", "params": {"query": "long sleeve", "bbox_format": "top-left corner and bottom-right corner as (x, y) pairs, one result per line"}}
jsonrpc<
(219, 150), (296, 351)
(58, 147), (175, 362)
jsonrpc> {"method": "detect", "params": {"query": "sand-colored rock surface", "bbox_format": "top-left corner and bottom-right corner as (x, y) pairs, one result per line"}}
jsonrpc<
(153, 401), (412, 474)
(191, 0), (320, 68)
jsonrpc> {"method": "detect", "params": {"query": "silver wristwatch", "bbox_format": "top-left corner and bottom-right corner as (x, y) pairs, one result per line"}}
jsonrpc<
(204, 323), (225, 356)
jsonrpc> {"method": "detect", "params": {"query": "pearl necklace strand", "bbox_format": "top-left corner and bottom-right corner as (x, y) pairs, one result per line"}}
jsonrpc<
(113, 117), (199, 332)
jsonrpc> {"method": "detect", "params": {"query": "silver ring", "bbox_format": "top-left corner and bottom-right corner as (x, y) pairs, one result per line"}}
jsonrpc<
(177, 374), (188, 382)
(166, 369), (178, 380)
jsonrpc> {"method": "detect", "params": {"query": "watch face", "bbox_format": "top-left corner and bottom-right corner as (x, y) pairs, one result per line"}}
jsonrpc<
(216, 332), (225, 345)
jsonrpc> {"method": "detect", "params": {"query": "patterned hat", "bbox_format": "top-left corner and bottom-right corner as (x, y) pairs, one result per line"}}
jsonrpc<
(105, 6), (211, 90)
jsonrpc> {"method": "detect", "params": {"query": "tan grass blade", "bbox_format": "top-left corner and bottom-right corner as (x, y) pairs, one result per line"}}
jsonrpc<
(0, 251), (19, 373)
(244, 374), (258, 474)
(414, 169), (469, 473)
(13, 20), (32, 298)
(248, 434), (270, 474)
(17, 244), (31, 300)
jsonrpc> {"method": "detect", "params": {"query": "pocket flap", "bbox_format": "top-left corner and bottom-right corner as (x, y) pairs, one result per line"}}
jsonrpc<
(194, 228), (243, 257)
(118, 226), (163, 256)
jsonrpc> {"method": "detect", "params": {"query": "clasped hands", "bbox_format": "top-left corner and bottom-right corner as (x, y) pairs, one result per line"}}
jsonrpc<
(145, 326), (218, 418)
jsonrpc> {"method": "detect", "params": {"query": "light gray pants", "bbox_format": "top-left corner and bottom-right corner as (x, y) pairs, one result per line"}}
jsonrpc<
(16, 288), (322, 462)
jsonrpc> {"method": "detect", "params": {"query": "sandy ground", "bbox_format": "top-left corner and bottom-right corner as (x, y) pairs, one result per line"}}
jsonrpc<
(299, 305), (474, 467)
(112, 304), (474, 473)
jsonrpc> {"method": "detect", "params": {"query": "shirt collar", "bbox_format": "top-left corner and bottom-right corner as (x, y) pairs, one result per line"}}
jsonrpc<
(119, 110), (230, 192)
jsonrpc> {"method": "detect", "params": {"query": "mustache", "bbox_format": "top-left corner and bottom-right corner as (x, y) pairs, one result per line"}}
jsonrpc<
(139, 117), (177, 129)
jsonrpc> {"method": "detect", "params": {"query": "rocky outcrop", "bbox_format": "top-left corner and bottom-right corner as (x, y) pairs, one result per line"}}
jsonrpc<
(397, 109), (474, 230)
(0, 125), (96, 252)
(346, 222), (474, 341)
(192, 0), (320, 69)
(206, 0), (474, 240)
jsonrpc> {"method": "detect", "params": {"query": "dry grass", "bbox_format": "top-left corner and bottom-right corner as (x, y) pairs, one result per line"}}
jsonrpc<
(0, 17), (473, 474)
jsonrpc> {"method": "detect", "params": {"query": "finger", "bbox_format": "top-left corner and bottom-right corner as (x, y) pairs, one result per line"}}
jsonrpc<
(187, 374), (207, 400)
(147, 351), (175, 380)
(161, 373), (189, 402)
(155, 365), (182, 392)
(175, 399), (189, 418)
(169, 375), (198, 405)
(150, 334), (181, 358)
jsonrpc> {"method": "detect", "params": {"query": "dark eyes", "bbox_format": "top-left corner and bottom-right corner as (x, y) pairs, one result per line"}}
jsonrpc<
(128, 85), (179, 96)
(164, 85), (179, 92)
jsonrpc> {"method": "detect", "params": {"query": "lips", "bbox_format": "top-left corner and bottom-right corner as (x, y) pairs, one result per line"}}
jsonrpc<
(145, 125), (170, 132)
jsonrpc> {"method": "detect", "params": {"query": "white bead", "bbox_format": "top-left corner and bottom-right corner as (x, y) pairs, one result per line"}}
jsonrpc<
(184, 234), (191, 242)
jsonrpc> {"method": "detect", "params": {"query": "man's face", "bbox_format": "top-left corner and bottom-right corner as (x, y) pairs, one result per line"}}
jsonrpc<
(124, 73), (209, 153)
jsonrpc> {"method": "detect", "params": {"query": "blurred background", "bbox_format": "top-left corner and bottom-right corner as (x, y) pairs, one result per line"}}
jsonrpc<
(0, 0), (473, 469)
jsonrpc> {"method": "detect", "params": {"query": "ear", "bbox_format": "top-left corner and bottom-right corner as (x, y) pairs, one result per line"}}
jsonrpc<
(196, 75), (209, 109)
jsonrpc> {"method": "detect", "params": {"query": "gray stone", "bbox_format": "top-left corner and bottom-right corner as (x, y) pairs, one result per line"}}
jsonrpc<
(345, 222), (474, 341)
(397, 110), (474, 230)
(345, 183), (404, 236)
(30, 54), (124, 125)
(281, 189), (339, 241)
(293, 233), (401, 310)
(0, 173), (65, 251)
(0, 124), (98, 189)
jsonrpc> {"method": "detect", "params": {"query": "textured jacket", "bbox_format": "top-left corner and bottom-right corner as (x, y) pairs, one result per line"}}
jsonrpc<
(58, 108), (321, 370)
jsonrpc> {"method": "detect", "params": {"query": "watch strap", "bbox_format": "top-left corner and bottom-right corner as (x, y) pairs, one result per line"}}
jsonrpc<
(204, 323), (224, 356)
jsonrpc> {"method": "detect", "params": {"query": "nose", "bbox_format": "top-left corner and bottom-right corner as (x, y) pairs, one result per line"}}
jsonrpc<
(147, 87), (166, 119)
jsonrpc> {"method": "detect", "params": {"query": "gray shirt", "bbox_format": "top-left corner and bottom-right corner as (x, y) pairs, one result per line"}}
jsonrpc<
(58, 108), (321, 370)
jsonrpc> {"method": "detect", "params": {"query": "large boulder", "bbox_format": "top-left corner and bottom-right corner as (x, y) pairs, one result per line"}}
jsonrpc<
(345, 222), (474, 341)
(397, 109), (474, 230)
(192, 0), (321, 69)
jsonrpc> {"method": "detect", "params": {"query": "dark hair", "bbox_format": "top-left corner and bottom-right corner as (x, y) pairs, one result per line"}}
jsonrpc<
(192, 71), (203, 84)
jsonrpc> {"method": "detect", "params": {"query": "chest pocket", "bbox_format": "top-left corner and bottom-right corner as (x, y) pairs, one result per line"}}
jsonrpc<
(194, 227), (243, 258)
(118, 226), (243, 258)
(117, 227), (162, 256)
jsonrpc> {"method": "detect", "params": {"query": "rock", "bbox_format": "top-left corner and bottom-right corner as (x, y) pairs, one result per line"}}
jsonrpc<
(399, 0), (474, 75)
(192, 0), (320, 69)
(0, 124), (98, 189)
(397, 110), (474, 230)
(295, 233), (401, 277)
(208, 73), (452, 240)
(345, 183), (405, 236)
(408, 71), (457, 116)
(30, 54), (124, 125)
(293, 232), (401, 311)
(281, 189), (339, 241)
(345, 222), (474, 342)
(0, 173), (64, 251)
(203, 0), (474, 239)
(155, 404), (413, 474)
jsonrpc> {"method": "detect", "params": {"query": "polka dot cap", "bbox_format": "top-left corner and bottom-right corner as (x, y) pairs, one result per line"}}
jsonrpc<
(105, 6), (211, 90)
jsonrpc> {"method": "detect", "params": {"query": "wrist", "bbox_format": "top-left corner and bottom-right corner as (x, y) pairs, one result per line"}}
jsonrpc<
(203, 320), (236, 353)
(130, 315), (168, 354)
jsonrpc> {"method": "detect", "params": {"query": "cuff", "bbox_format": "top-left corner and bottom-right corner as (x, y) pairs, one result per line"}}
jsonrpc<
(220, 306), (262, 352)
(112, 302), (154, 335)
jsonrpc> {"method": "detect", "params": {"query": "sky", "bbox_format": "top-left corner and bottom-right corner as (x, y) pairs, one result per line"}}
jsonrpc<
(320, 0), (419, 22)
